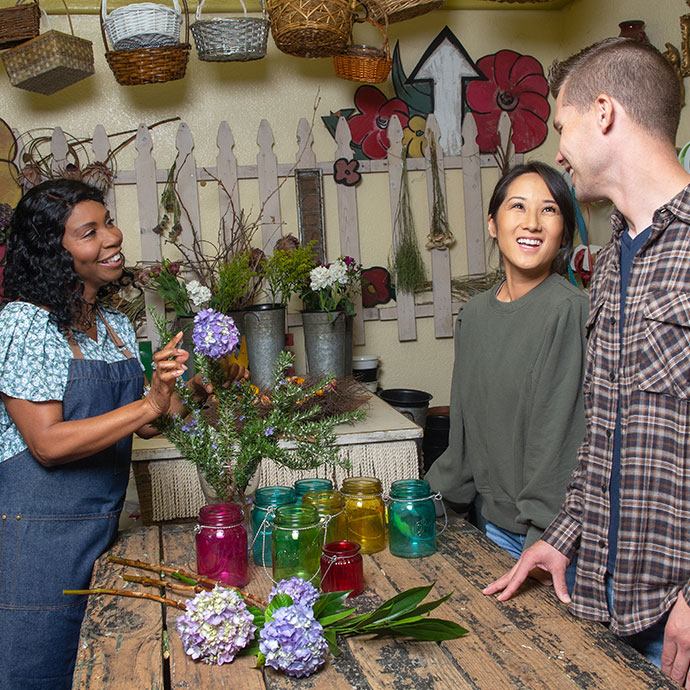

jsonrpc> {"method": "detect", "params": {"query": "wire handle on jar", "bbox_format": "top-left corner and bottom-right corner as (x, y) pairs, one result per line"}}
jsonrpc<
(258, 515), (327, 586)
(384, 492), (448, 535)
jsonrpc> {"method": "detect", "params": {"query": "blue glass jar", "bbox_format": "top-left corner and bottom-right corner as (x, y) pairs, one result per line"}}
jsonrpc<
(294, 478), (334, 503)
(387, 479), (436, 558)
(251, 486), (296, 566)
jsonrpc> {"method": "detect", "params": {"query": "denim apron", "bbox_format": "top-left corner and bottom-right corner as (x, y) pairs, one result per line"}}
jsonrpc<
(0, 314), (144, 690)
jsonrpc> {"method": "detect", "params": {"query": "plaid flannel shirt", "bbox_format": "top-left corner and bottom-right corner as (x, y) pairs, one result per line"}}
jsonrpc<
(541, 183), (690, 636)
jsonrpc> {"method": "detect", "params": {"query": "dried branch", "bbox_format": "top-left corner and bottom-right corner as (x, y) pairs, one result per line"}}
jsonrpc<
(63, 587), (187, 610)
(108, 556), (269, 607)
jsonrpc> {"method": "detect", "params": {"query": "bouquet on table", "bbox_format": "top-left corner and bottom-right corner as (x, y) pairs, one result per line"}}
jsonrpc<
(68, 568), (467, 680)
(150, 308), (367, 502)
(179, 576), (467, 676)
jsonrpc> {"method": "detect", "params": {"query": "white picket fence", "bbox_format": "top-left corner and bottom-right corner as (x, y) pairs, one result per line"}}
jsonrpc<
(13, 111), (519, 345)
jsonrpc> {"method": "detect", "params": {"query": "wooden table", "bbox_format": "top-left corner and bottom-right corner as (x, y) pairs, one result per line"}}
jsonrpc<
(74, 516), (677, 689)
(131, 392), (423, 524)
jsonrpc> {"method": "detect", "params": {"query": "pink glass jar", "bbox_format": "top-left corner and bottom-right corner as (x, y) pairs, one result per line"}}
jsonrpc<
(320, 540), (364, 597)
(195, 503), (248, 587)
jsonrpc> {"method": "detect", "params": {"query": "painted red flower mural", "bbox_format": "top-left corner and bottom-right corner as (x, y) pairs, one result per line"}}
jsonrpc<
(361, 266), (394, 308)
(466, 50), (550, 154)
(348, 86), (410, 160)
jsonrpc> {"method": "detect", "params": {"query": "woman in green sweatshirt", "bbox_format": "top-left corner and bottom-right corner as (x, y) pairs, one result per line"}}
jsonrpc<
(426, 162), (587, 566)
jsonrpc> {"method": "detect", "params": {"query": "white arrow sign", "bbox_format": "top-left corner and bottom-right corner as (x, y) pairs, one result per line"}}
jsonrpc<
(407, 28), (482, 156)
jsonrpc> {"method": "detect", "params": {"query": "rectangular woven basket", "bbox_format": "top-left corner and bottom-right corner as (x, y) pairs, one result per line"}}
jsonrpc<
(0, 0), (41, 50)
(2, 30), (95, 95)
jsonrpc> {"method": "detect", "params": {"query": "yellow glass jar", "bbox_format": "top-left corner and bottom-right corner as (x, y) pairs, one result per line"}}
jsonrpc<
(341, 477), (386, 554)
(302, 489), (347, 544)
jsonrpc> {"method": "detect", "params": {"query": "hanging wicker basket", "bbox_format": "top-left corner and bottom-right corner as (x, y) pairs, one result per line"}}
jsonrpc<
(102, 0), (182, 50)
(0, 0), (41, 50)
(360, 0), (443, 24)
(266, 0), (357, 58)
(1, 3), (94, 95)
(101, 0), (190, 86)
(191, 0), (269, 62)
(333, 16), (390, 83)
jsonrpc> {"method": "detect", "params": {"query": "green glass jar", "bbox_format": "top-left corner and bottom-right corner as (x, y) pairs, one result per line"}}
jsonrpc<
(387, 479), (436, 558)
(271, 504), (324, 583)
(302, 489), (347, 543)
(294, 478), (334, 503)
(341, 476), (386, 554)
(251, 486), (296, 566)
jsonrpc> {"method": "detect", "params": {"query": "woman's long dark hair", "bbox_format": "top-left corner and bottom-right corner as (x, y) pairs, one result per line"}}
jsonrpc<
(488, 161), (577, 275)
(3, 179), (132, 334)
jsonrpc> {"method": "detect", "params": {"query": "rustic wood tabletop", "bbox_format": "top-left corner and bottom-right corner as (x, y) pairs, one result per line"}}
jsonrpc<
(73, 515), (678, 689)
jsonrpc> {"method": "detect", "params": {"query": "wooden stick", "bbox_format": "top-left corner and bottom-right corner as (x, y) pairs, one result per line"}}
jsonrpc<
(108, 556), (269, 607)
(63, 588), (187, 611)
(122, 573), (202, 594)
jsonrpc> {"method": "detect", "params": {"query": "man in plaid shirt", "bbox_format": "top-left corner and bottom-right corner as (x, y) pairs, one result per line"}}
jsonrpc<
(484, 37), (690, 686)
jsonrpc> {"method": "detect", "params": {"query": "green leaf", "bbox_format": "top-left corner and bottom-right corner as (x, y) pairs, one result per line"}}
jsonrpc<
(317, 609), (356, 627)
(256, 651), (266, 668)
(363, 584), (435, 626)
(265, 592), (293, 623)
(247, 605), (265, 630)
(381, 619), (468, 641)
(401, 592), (453, 619)
(313, 591), (352, 619)
(323, 628), (340, 656)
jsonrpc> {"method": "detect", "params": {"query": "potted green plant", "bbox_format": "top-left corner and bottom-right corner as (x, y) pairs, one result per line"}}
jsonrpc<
(243, 238), (316, 390)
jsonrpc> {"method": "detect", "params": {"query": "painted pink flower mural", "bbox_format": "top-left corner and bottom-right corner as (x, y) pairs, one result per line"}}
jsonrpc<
(466, 50), (550, 154)
(347, 86), (410, 160)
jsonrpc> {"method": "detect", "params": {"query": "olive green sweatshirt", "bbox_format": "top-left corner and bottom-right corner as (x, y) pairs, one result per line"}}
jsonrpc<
(425, 273), (588, 549)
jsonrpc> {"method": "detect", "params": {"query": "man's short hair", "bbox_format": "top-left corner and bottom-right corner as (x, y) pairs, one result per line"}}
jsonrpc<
(549, 37), (681, 143)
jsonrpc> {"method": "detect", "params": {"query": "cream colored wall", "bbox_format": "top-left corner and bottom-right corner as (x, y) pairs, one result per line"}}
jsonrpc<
(3, 1), (687, 404)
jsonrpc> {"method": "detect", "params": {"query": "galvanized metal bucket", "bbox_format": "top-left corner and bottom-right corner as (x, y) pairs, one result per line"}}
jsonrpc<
(302, 309), (348, 379)
(243, 304), (286, 390)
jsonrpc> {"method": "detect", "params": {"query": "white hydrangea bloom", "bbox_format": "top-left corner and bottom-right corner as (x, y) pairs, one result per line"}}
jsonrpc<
(309, 265), (332, 290)
(329, 260), (348, 286)
(187, 280), (212, 307)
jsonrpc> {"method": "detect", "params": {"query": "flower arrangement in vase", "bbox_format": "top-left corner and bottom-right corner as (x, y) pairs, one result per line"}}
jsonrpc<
(301, 256), (363, 317)
(150, 308), (366, 504)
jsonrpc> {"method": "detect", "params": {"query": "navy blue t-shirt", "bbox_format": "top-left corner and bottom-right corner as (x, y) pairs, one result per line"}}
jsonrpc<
(607, 224), (652, 574)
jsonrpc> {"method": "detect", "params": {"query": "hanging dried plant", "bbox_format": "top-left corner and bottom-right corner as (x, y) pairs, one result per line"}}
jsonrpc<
(391, 151), (427, 294)
(426, 136), (455, 250)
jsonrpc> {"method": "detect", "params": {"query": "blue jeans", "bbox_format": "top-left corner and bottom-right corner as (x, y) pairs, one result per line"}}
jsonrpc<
(484, 521), (577, 596)
(605, 574), (666, 668)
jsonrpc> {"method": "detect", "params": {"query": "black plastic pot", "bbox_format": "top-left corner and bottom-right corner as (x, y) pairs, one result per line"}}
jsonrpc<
(379, 389), (433, 428)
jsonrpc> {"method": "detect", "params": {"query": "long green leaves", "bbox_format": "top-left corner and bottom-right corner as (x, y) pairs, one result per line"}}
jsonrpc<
(314, 583), (467, 643)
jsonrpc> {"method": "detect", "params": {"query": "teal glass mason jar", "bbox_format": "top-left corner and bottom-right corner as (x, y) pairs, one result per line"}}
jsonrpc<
(294, 478), (334, 503)
(387, 479), (437, 558)
(271, 504), (324, 583)
(251, 486), (296, 566)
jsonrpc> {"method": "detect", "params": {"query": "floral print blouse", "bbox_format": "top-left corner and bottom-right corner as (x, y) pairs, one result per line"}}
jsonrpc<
(0, 302), (142, 463)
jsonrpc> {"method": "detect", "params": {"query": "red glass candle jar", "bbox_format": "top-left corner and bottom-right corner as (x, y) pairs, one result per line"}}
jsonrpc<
(320, 540), (364, 597)
(195, 503), (248, 587)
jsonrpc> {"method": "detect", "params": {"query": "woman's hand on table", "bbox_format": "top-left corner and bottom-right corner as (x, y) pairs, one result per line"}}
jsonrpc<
(482, 539), (571, 603)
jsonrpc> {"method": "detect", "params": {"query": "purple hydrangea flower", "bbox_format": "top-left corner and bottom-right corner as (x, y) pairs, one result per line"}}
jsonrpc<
(192, 309), (240, 360)
(259, 603), (328, 677)
(176, 586), (256, 665)
(269, 577), (319, 608)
